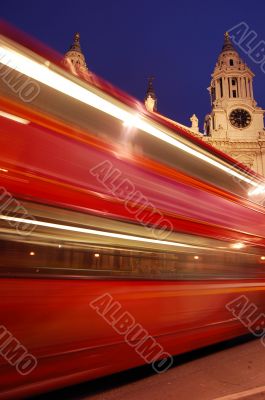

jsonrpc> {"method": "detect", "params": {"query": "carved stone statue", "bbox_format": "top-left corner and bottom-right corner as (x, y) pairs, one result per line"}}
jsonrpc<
(190, 114), (199, 132)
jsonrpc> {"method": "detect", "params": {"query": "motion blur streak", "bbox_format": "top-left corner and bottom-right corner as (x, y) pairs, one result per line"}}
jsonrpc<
(0, 43), (259, 186)
(0, 110), (29, 124)
(1, 23), (265, 400)
(0, 215), (198, 249)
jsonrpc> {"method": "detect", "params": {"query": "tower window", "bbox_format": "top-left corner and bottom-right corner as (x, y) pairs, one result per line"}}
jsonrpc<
(232, 78), (237, 85)
(219, 78), (223, 98)
(211, 86), (216, 103)
(232, 90), (237, 98)
(229, 59), (234, 66)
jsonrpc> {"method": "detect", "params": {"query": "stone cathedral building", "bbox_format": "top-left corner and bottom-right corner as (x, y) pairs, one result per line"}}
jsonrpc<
(202, 33), (265, 174)
(64, 32), (265, 175)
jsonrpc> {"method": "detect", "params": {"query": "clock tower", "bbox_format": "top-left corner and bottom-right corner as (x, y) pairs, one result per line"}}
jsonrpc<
(204, 32), (265, 174)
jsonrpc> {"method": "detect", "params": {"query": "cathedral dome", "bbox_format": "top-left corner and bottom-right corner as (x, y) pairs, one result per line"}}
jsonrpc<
(221, 32), (236, 53)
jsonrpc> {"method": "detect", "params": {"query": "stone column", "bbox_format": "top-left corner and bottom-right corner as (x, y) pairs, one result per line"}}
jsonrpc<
(246, 78), (250, 97)
(223, 77), (227, 99)
(237, 77), (241, 98)
(227, 76), (232, 97)
(240, 77), (245, 98)
(250, 80), (254, 99)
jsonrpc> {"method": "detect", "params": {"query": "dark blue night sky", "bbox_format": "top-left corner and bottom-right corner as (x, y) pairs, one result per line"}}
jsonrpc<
(1, 0), (265, 130)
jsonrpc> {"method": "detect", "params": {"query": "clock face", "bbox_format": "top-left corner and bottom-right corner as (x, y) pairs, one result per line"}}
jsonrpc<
(229, 109), (251, 129)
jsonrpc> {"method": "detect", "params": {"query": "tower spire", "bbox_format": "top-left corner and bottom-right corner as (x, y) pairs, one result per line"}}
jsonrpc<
(69, 32), (82, 52)
(63, 32), (88, 71)
(144, 76), (157, 112)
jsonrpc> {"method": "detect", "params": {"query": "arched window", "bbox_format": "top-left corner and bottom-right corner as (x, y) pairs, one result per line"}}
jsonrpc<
(229, 59), (234, 66)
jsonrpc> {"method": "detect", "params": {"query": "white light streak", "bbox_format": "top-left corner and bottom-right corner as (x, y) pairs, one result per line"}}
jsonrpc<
(248, 186), (265, 196)
(0, 215), (201, 249)
(231, 242), (245, 250)
(123, 114), (140, 128)
(0, 110), (29, 125)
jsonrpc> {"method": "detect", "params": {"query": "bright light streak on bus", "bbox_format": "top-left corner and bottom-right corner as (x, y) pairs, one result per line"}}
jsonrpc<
(0, 110), (29, 124)
(0, 215), (202, 249)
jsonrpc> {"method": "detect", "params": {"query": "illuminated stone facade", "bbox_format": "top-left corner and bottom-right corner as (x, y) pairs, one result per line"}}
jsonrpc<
(143, 33), (265, 175)
(64, 33), (265, 175)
